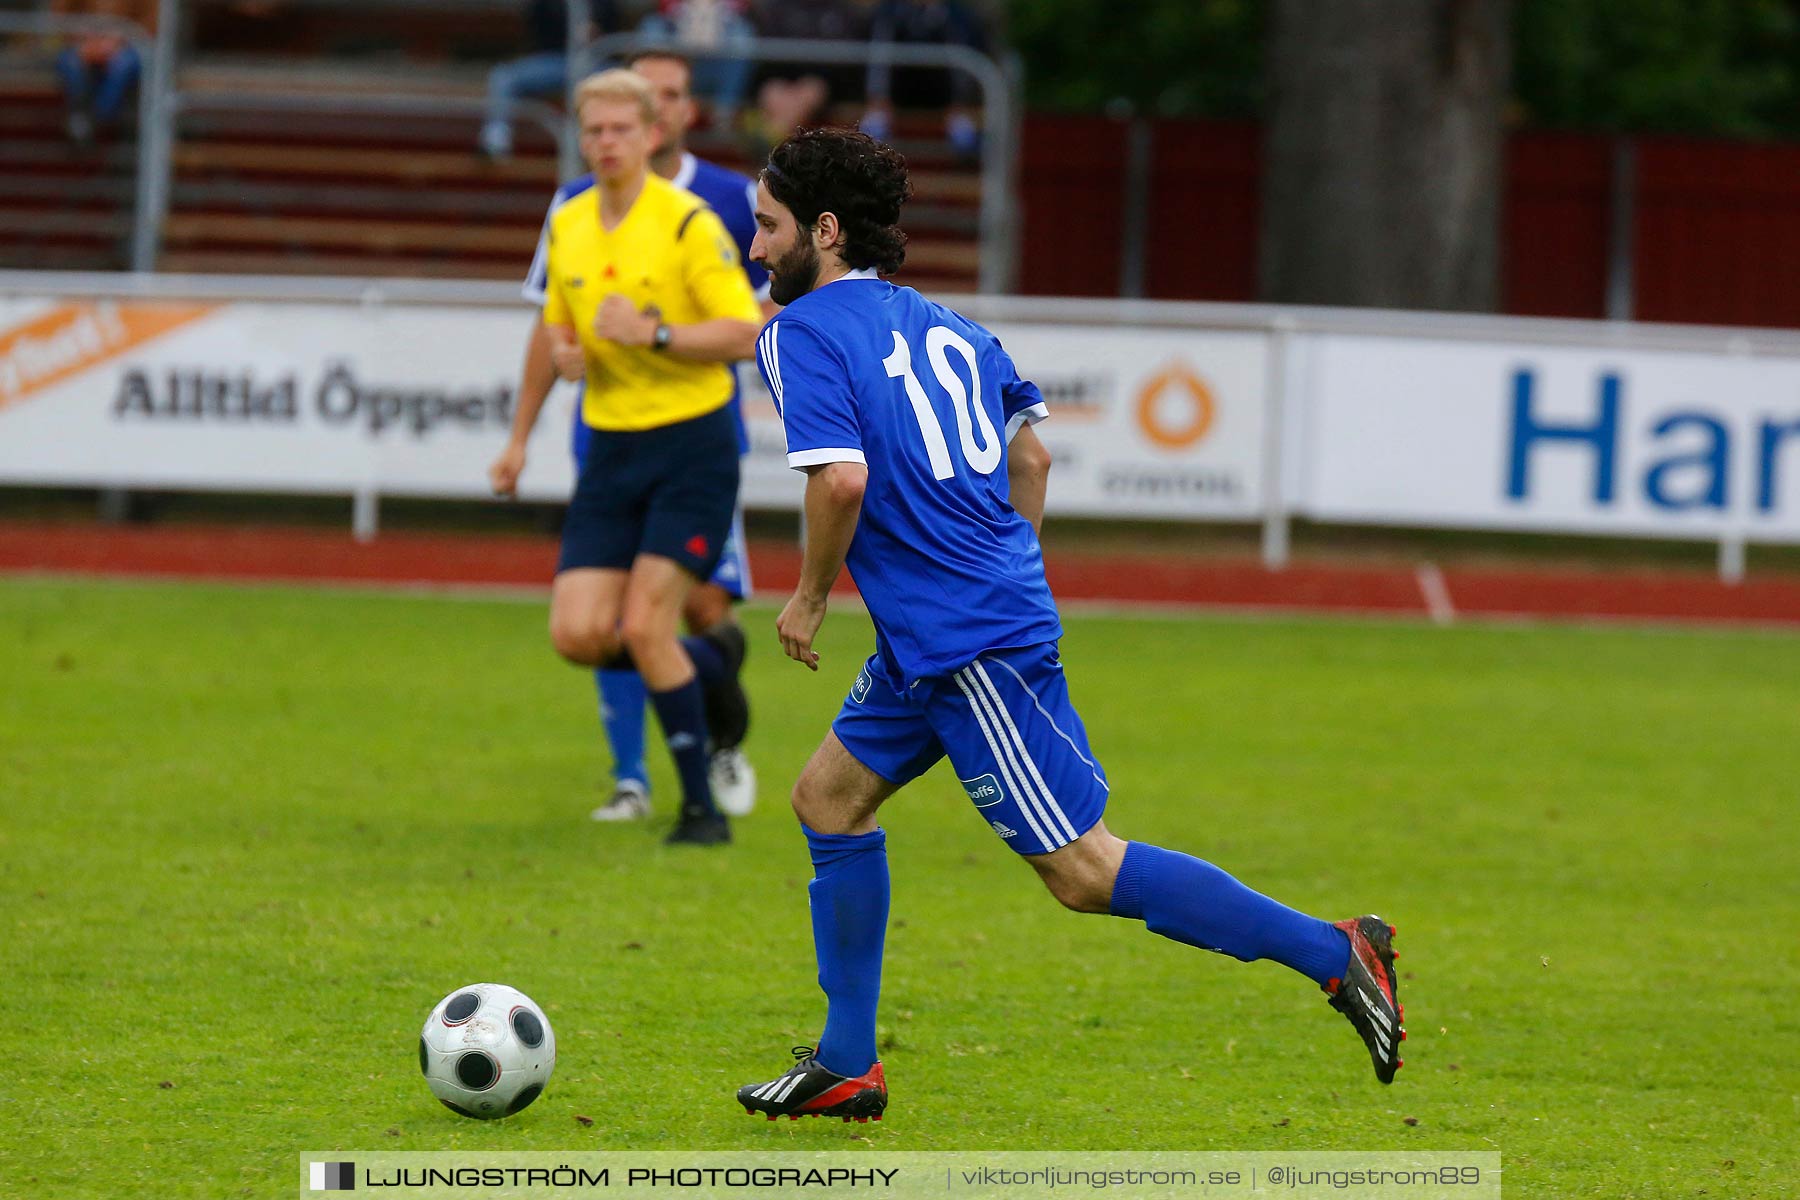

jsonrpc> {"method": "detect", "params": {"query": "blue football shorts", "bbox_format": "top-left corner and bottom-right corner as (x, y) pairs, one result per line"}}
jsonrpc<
(831, 642), (1110, 856)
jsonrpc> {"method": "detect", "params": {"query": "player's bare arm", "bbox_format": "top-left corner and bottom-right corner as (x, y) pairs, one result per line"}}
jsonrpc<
(592, 293), (759, 363)
(489, 321), (572, 496)
(778, 461), (867, 671)
(1007, 424), (1052, 532)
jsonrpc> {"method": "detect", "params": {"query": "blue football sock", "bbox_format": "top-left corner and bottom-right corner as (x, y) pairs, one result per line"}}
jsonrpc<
(1109, 841), (1351, 987)
(646, 679), (715, 818)
(596, 669), (649, 787)
(804, 824), (888, 1078)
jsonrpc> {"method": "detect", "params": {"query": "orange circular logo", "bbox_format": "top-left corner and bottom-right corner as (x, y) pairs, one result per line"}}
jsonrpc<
(1135, 364), (1216, 450)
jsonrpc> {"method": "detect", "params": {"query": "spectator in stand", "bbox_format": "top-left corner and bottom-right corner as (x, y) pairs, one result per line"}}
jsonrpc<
(744, 0), (866, 153)
(51, 0), (155, 146)
(861, 0), (989, 159)
(636, 0), (757, 133)
(480, 0), (621, 160)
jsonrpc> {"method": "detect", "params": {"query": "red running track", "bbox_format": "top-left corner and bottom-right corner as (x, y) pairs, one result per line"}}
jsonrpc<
(3, 520), (1799, 629)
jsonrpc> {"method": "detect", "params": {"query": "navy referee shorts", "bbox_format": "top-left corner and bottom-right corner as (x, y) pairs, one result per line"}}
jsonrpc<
(557, 404), (740, 583)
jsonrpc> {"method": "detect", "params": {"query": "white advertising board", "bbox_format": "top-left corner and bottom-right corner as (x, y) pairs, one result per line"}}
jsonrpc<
(741, 323), (1269, 518)
(0, 297), (580, 502)
(0, 297), (1271, 521)
(1298, 334), (1800, 543)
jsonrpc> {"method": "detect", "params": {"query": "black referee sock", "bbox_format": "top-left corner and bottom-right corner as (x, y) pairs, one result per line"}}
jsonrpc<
(648, 678), (717, 818)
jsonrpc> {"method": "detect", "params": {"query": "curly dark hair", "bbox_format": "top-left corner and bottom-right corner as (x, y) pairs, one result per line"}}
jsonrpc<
(761, 127), (913, 275)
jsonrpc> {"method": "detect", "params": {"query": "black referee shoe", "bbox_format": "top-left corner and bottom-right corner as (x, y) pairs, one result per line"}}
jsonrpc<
(1324, 916), (1405, 1084)
(739, 1047), (887, 1122)
(664, 810), (730, 846)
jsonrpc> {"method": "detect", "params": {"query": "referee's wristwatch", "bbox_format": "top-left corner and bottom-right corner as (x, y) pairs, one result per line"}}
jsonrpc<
(651, 322), (673, 352)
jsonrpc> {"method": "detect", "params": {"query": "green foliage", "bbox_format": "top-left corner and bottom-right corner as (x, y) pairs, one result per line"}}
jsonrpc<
(4, 579), (1800, 1197)
(1005, 0), (1265, 117)
(1514, 0), (1800, 135)
(1005, 0), (1800, 138)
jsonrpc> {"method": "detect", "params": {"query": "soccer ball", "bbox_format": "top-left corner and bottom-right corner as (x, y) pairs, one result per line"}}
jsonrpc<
(419, 983), (556, 1119)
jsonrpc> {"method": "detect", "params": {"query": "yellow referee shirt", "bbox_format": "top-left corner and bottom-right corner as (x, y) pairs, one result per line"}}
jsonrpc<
(542, 173), (761, 432)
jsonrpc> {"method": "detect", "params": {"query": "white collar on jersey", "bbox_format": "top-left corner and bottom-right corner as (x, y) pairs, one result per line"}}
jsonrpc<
(821, 268), (882, 288)
(671, 152), (698, 191)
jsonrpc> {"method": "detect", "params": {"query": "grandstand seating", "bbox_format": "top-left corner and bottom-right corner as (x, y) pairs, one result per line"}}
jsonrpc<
(0, 71), (137, 271)
(0, 58), (986, 292)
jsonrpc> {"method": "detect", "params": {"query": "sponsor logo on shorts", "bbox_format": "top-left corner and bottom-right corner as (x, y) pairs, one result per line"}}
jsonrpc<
(685, 534), (709, 558)
(962, 773), (1004, 809)
(850, 669), (872, 704)
(989, 821), (1017, 839)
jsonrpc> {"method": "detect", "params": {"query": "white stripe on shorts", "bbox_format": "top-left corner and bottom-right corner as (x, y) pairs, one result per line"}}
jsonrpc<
(984, 653), (1110, 795)
(955, 666), (1069, 851)
(952, 669), (1056, 850)
(971, 660), (1080, 843)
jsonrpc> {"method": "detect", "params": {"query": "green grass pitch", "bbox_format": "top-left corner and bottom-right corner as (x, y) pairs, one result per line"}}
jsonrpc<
(3, 576), (1797, 1197)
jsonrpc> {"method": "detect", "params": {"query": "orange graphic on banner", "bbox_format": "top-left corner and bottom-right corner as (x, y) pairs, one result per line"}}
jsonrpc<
(1135, 363), (1216, 449)
(0, 301), (217, 412)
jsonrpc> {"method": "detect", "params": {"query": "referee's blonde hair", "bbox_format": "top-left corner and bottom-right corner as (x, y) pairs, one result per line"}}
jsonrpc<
(574, 68), (658, 128)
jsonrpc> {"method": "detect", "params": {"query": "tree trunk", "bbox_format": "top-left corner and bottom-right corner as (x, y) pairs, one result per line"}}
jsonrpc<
(1260, 0), (1511, 311)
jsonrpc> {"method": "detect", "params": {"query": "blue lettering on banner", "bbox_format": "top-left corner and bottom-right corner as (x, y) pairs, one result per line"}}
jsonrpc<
(1762, 419), (1800, 513)
(1506, 368), (1619, 504)
(1644, 412), (1729, 510)
(1506, 368), (1800, 517)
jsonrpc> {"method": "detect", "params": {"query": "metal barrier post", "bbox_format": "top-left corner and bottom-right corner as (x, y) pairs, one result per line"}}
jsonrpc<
(1605, 138), (1637, 321)
(560, 0), (584, 180)
(1118, 114), (1153, 299)
(353, 486), (380, 543)
(130, 0), (180, 272)
(1718, 534), (1746, 584)
(1260, 316), (1295, 571)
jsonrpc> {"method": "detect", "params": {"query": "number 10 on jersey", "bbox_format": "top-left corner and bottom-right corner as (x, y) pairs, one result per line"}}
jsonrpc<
(883, 327), (1002, 480)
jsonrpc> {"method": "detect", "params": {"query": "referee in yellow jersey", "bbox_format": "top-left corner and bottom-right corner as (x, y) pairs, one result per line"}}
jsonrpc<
(491, 69), (763, 845)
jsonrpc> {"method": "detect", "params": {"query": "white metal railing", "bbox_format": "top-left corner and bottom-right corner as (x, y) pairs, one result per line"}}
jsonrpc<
(573, 31), (1022, 294)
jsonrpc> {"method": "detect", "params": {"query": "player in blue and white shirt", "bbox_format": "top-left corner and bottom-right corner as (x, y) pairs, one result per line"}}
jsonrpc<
(732, 129), (1406, 1122)
(496, 50), (775, 825)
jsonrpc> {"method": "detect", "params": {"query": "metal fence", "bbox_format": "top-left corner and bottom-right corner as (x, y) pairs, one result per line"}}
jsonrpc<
(573, 31), (1021, 293)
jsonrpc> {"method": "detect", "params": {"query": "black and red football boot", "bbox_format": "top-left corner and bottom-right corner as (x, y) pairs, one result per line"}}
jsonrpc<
(1324, 915), (1405, 1084)
(738, 1046), (887, 1122)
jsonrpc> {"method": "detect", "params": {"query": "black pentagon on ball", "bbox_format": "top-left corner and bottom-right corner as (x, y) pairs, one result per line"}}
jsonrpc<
(506, 1083), (545, 1116)
(455, 1050), (499, 1091)
(511, 1008), (544, 1048)
(418, 1036), (429, 1076)
(443, 991), (480, 1024)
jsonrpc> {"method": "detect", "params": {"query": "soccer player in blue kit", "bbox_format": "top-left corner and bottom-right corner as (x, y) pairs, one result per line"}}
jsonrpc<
(734, 128), (1405, 1121)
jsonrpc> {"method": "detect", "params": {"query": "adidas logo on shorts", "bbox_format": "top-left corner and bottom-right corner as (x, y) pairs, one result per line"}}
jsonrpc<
(989, 821), (1017, 839)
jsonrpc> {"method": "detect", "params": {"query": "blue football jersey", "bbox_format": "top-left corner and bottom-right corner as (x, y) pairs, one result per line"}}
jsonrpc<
(523, 154), (766, 457)
(755, 272), (1058, 681)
